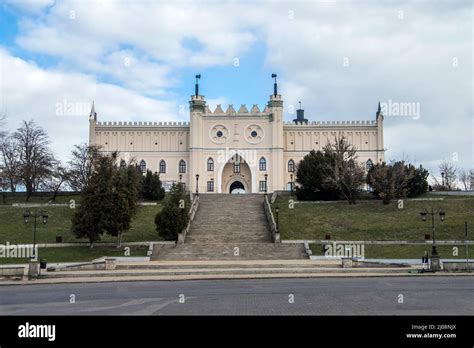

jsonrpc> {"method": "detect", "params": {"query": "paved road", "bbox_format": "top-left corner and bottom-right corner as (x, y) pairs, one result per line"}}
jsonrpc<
(0, 277), (472, 315)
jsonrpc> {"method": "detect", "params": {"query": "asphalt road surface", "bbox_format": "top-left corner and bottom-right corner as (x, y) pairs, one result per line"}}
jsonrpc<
(0, 277), (472, 315)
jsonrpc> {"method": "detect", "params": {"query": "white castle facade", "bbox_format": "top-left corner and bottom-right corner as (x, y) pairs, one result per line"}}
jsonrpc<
(89, 79), (385, 194)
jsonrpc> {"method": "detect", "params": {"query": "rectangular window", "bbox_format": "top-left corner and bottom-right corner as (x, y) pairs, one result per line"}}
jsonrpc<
(207, 181), (214, 192)
(259, 181), (267, 192)
(234, 162), (240, 173)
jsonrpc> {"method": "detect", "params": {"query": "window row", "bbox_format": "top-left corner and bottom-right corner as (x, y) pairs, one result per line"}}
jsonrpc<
(124, 157), (363, 175)
(128, 159), (187, 174)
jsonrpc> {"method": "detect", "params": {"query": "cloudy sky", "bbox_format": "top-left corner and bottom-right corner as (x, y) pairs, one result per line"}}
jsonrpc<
(0, 0), (472, 179)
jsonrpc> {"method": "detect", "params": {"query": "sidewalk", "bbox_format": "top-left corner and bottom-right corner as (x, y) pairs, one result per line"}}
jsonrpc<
(1, 259), (472, 286)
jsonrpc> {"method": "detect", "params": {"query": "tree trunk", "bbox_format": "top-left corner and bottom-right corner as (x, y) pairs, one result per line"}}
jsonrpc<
(89, 240), (94, 249)
(52, 189), (59, 202)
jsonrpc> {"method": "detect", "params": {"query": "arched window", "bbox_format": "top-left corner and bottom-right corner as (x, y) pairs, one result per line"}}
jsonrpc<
(120, 160), (126, 168)
(139, 160), (146, 173)
(179, 159), (186, 173)
(366, 159), (374, 171)
(288, 159), (295, 173)
(207, 158), (214, 171)
(259, 157), (266, 171)
(159, 160), (166, 173)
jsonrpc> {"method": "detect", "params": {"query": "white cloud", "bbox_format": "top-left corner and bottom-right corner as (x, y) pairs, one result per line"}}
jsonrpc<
(3, 0), (472, 176)
(0, 47), (178, 162)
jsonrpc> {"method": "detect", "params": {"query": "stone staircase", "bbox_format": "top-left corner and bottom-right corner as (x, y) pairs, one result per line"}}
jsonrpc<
(151, 194), (307, 260)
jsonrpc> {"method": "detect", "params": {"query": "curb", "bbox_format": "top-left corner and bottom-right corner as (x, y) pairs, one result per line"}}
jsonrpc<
(1, 271), (473, 287)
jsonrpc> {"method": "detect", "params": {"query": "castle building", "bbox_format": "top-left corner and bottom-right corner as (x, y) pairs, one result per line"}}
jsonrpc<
(89, 78), (385, 193)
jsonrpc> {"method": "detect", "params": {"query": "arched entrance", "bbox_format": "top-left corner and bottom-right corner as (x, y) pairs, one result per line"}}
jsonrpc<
(229, 180), (245, 194)
(216, 151), (257, 193)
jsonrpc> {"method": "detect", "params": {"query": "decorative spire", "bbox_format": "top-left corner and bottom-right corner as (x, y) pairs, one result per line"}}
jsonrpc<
(376, 101), (383, 121)
(89, 101), (97, 120)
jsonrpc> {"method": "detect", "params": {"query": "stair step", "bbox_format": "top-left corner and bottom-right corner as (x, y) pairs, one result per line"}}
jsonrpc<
(152, 194), (307, 260)
(44, 267), (411, 278)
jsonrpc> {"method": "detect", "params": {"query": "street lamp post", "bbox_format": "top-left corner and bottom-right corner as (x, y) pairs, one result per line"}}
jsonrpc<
(23, 210), (48, 261)
(290, 173), (294, 196)
(441, 172), (445, 188)
(275, 206), (279, 233)
(420, 207), (445, 271)
(264, 173), (268, 196)
(195, 174), (199, 195)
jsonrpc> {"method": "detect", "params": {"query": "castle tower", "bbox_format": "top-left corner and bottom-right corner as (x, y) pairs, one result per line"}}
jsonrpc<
(88, 101), (97, 145)
(189, 75), (206, 191)
(376, 101), (384, 162)
(268, 74), (285, 191)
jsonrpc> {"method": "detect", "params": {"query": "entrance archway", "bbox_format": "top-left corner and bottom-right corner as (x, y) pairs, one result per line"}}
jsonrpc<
(217, 151), (257, 193)
(229, 180), (245, 194)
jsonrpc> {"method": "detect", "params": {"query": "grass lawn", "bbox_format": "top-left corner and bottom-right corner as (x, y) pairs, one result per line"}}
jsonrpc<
(273, 195), (474, 241)
(0, 245), (149, 264)
(309, 243), (470, 259)
(0, 205), (163, 244)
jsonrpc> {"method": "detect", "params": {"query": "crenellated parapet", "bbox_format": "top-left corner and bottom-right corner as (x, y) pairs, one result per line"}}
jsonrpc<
(284, 120), (376, 126)
(96, 121), (190, 127)
(203, 103), (270, 116)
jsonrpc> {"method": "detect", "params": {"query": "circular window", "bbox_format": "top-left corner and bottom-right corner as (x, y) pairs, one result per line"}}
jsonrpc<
(245, 124), (264, 144)
(209, 125), (228, 144)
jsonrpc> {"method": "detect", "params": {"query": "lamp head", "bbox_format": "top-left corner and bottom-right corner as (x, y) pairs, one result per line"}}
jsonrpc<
(439, 209), (445, 222)
(42, 213), (49, 225)
(420, 209), (427, 222)
(23, 210), (30, 224)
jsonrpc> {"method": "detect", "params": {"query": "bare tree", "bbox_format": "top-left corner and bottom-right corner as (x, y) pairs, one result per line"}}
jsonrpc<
(40, 160), (71, 201)
(0, 136), (22, 192)
(459, 169), (471, 191)
(67, 143), (102, 192)
(323, 135), (366, 204)
(438, 161), (457, 190)
(14, 120), (55, 201)
(0, 112), (7, 140)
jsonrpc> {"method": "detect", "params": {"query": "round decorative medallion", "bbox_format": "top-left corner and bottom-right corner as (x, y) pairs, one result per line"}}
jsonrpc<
(245, 124), (264, 144)
(210, 124), (229, 144)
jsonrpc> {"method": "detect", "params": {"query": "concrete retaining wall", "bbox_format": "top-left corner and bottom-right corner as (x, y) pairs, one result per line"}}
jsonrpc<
(47, 261), (106, 272)
(0, 266), (25, 277)
(443, 261), (474, 271)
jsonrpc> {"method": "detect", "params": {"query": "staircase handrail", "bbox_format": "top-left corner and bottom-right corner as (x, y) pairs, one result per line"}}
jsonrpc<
(263, 194), (280, 243)
(177, 193), (200, 244)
